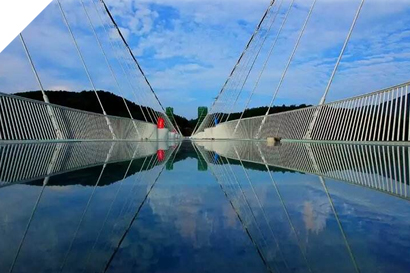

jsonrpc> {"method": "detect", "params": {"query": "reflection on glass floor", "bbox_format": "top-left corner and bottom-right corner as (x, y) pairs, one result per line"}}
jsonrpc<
(0, 140), (409, 272)
(195, 140), (410, 273)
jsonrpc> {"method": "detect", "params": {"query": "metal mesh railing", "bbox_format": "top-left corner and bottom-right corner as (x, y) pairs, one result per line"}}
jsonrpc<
(0, 93), (159, 141)
(0, 141), (163, 185)
(195, 140), (410, 200)
(206, 81), (410, 142)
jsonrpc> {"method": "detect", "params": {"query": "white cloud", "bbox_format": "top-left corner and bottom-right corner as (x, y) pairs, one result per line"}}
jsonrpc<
(1, 0), (410, 118)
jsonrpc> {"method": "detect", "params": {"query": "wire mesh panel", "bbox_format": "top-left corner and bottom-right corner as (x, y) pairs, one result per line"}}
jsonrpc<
(0, 141), (162, 185)
(0, 93), (159, 141)
(204, 82), (410, 142)
(0, 95), (57, 140)
(195, 140), (410, 200)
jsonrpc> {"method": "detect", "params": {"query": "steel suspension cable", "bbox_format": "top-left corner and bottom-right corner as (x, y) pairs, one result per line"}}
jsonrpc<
(306, 0), (365, 139)
(204, 44), (263, 131)
(90, 0), (149, 122)
(225, 0), (285, 123)
(99, 0), (176, 132)
(193, 0), (276, 135)
(95, 1), (160, 125)
(215, 8), (276, 125)
(95, 0), (159, 124)
(206, 7), (275, 131)
(99, 3), (160, 123)
(215, 48), (260, 125)
(256, 0), (318, 139)
(164, 109), (183, 135)
(56, 0), (116, 139)
(320, 0), (365, 106)
(19, 34), (63, 139)
(206, 1), (278, 131)
(234, 0), (294, 135)
(80, 0), (141, 137)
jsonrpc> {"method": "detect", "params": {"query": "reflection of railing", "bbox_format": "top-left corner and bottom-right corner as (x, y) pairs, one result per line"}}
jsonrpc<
(0, 93), (158, 140)
(194, 142), (364, 273)
(0, 141), (167, 185)
(205, 82), (410, 141)
(0, 141), (179, 273)
(196, 141), (410, 200)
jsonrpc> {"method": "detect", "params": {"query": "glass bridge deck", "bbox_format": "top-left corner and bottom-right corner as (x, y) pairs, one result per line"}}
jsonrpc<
(0, 140), (409, 273)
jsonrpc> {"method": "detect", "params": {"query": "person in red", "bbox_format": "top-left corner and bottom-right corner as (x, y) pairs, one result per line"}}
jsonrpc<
(157, 150), (165, 161)
(157, 117), (165, 161)
(157, 117), (165, 129)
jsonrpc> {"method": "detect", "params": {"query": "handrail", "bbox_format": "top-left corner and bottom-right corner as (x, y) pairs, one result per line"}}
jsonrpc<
(0, 92), (163, 140)
(0, 92), (153, 122)
(199, 81), (410, 142)
(222, 80), (410, 124)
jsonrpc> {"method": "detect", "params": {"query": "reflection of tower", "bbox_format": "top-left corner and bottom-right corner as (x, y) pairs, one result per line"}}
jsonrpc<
(197, 152), (208, 171)
(166, 158), (174, 170)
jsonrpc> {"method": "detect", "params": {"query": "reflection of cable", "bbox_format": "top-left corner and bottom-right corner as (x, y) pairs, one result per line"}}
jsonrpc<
(319, 177), (360, 273)
(214, 172), (272, 273)
(221, 156), (277, 272)
(81, 145), (140, 273)
(116, 142), (181, 229)
(9, 177), (48, 273)
(60, 164), (108, 272)
(194, 144), (276, 272)
(217, 154), (273, 260)
(257, 142), (313, 273)
(103, 167), (162, 272)
(60, 143), (114, 272)
(233, 145), (289, 271)
(10, 143), (62, 273)
(96, 154), (159, 264)
(103, 143), (180, 272)
(192, 143), (272, 273)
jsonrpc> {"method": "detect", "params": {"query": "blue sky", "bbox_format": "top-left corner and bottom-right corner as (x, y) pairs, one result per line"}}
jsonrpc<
(1, 0), (410, 118)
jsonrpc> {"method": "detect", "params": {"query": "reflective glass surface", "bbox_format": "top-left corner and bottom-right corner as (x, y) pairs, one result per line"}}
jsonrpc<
(0, 140), (409, 273)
